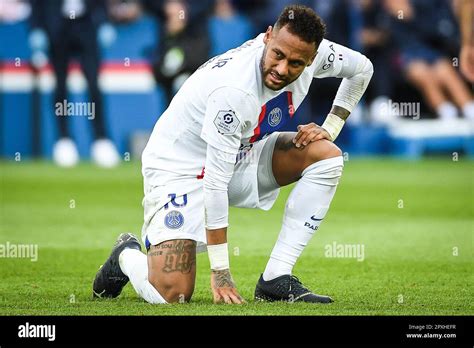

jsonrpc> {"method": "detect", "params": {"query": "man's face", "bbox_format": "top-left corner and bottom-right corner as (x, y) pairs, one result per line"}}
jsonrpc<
(261, 25), (317, 91)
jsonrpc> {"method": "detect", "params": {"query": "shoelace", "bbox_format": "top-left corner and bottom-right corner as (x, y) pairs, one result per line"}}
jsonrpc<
(289, 275), (311, 294)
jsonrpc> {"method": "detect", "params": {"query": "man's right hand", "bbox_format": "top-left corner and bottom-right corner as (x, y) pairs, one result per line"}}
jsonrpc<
(210, 269), (245, 304)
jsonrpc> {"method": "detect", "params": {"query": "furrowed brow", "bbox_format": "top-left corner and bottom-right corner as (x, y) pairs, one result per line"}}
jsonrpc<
(273, 48), (285, 57)
(274, 48), (306, 65)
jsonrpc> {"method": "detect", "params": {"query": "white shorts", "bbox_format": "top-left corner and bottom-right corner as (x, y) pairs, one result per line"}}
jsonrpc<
(141, 132), (281, 252)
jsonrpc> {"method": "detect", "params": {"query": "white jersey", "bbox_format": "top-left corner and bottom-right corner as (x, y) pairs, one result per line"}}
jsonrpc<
(142, 33), (372, 189)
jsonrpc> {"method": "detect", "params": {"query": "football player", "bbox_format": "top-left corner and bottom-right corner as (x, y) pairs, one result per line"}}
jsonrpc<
(93, 5), (373, 304)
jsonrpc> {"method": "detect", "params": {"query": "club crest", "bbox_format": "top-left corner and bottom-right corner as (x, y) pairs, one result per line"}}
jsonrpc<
(164, 211), (184, 229)
(268, 107), (282, 127)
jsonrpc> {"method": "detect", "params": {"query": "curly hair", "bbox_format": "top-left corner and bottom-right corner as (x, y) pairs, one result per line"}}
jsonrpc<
(274, 5), (326, 46)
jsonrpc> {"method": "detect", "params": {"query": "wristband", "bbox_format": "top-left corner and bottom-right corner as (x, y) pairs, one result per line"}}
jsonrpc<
(321, 113), (345, 141)
(207, 243), (229, 270)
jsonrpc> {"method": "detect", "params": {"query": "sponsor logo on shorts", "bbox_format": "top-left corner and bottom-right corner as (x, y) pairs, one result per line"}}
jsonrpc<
(268, 107), (282, 127)
(164, 210), (185, 229)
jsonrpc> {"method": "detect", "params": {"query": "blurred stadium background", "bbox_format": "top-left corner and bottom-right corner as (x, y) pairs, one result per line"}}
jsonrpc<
(0, 0), (472, 316)
(1, 0), (473, 160)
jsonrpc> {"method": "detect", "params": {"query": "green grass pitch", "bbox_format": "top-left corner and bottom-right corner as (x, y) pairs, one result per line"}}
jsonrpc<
(0, 158), (472, 315)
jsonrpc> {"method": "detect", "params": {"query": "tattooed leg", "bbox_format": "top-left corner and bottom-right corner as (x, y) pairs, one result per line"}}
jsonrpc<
(147, 239), (197, 303)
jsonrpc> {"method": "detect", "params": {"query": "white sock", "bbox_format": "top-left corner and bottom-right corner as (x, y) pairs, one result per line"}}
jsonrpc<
(462, 101), (474, 120)
(119, 248), (167, 304)
(263, 156), (344, 281)
(436, 102), (458, 120)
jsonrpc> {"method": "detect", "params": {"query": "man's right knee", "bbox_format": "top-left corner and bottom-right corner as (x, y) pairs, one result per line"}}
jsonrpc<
(148, 277), (194, 303)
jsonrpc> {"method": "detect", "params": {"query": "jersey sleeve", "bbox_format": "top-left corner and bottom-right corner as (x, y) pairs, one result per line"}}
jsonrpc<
(200, 87), (258, 230)
(312, 39), (374, 112)
(312, 39), (366, 79)
(201, 87), (256, 155)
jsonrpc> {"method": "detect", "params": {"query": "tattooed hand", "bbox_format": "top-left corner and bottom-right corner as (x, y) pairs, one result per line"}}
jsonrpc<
(210, 269), (245, 304)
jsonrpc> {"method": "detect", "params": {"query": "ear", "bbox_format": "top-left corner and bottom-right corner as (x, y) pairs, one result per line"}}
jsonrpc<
(263, 26), (273, 44)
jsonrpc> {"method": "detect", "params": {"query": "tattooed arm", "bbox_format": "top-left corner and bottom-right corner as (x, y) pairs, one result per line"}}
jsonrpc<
(210, 269), (244, 304)
(207, 228), (245, 304)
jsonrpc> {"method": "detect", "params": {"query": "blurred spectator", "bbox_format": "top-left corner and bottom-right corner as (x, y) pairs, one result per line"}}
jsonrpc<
(143, 0), (213, 23)
(312, 0), (353, 47)
(0, 0), (31, 23)
(208, 0), (254, 56)
(107, 0), (143, 23)
(152, 0), (210, 103)
(233, 0), (299, 34)
(385, 0), (474, 121)
(307, 0), (360, 123)
(99, 0), (145, 48)
(30, 0), (120, 167)
(230, 0), (268, 35)
(356, 0), (397, 124)
(455, 0), (474, 82)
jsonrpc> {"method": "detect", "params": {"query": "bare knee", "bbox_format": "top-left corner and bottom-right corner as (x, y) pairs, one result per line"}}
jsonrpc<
(161, 285), (194, 303)
(433, 59), (454, 77)
(304, 139), (342, 167)
(406, 62), (438, 86)
(149, 277), (194, 303)
(272, 133), (342, 186)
